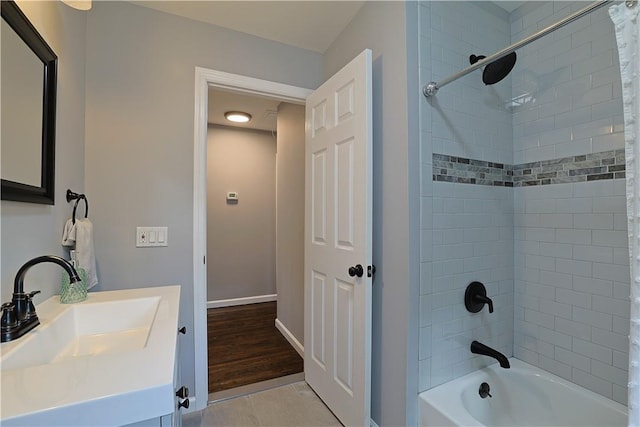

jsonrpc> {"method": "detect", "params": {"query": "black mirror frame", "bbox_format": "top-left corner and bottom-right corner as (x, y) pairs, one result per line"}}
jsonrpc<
(1, 0), (57, 205)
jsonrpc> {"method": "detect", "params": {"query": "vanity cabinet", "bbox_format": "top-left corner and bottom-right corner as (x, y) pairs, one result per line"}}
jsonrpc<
(123, 318), (189, 427)
(0, 286), (183, 427)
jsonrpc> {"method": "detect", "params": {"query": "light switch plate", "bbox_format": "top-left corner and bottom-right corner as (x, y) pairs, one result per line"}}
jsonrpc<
(136, 227), (168, 247)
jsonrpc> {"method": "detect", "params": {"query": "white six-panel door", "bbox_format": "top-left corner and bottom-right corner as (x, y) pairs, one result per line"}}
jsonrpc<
(304, 49), (372, 427)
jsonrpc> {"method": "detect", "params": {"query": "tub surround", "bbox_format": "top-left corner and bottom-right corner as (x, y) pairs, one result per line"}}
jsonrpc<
(0, 285), (181, 426)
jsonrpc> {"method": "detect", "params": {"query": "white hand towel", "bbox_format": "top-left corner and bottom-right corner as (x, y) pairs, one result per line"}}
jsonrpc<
(62, 218), (76, 247)
(61, 218), (98, 289)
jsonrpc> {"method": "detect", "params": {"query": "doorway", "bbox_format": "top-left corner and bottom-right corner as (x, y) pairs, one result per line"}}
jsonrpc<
(205, 88), (305, 398)
(192, 68), (312, 410)
(193, 52), (373, 426)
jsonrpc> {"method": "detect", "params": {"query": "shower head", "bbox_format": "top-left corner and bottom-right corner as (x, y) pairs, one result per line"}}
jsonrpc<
(469, 52), (517, 85)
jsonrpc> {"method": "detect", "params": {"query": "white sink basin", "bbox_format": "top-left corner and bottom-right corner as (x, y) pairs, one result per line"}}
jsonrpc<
(1, 296), (160, 371)
(0, 286), (180, 426)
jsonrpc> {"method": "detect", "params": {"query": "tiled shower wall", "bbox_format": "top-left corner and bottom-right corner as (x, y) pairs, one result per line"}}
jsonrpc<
(418, 1), (514, 391)
(511, 2), (629, 405)
(418, 0), (630, 404)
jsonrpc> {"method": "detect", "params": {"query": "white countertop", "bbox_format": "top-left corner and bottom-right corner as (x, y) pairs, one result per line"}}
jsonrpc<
(0, 285), (181, 426)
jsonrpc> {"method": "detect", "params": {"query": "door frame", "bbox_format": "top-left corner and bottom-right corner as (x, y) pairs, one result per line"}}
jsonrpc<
(192, 67), (312, 411)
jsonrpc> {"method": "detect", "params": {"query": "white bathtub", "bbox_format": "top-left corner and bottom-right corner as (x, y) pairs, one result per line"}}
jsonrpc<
(419, 358), (627, 426)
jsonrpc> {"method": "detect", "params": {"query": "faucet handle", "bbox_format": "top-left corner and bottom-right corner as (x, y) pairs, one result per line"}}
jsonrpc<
(465, 281), (494, 314)
(1, 302), (18, 328)
(25, 291), (41, 319)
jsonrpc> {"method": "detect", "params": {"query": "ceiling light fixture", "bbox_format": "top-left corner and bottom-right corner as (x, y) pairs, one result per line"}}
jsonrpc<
(224, 111), (252, 123)
(61, 0), (92, 11)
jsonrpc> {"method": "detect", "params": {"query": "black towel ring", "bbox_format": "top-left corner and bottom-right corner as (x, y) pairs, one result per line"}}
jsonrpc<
(66, 189), (89, 224)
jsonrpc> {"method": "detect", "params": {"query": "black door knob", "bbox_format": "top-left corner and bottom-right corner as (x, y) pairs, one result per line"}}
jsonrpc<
(178, 398), (189, 409)
(178, 326), (187, 335)
(348, 264), (364, 277)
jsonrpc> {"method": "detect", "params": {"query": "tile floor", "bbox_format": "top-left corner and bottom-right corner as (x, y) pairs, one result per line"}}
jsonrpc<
(183, 382), (343, 427)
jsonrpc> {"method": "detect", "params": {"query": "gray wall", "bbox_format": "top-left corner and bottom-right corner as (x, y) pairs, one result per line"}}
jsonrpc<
(84, 1), (323, 398)
(207, 125), (276, 301)
(275, 102), (305, 343)
(323, 2), (421, 425)
(1, 1), (86, 304)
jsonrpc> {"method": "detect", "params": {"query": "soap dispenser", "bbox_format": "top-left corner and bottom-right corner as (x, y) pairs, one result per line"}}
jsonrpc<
(60, 250), (87, 304)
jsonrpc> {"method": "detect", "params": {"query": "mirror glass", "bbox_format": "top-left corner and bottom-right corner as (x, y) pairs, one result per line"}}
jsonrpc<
(0, 0), (57, 205)
(1, 18), (44, 187)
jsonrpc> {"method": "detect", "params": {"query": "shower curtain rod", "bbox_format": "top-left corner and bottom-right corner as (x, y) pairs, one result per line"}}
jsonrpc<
(422, 0), (611, 97)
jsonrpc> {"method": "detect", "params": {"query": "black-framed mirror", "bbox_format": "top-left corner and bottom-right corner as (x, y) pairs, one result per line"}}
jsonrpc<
(1, 0), (57, 204)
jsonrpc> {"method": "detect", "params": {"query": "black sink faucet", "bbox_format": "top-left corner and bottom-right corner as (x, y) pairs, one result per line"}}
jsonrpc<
(470, 340), (510, 368)
(1, 255), (80, 343)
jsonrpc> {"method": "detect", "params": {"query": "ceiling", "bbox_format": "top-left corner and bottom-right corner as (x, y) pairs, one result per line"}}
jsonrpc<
(208, 89), (280, 132)
(494, 1), (527, 13)
(130, 1), (365, 54)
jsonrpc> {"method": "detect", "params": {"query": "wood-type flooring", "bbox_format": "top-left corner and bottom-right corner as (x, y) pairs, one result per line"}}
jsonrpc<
(208, 302), (303, 393)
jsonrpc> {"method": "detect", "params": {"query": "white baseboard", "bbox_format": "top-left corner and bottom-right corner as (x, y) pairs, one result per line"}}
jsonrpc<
(207, 294), (277, 309)
(275, 318), (304, 357)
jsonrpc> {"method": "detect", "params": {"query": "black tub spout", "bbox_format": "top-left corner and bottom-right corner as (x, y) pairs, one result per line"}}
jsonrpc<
(471, 340), (510, 369)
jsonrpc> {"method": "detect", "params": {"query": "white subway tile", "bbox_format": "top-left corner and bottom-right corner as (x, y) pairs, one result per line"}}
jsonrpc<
(592, 327), (629, 353)
(572, 368), (613, 399)
(540, 355), (572, 380)
(614, 214), (627, 231)
(555, 317), (591, 340)
(556, 228), (592, 245)
(571, 50), (614, 80)
(540, 299), (572, 319)
(613, 349), (629, 371)
(524, 227), (556, 242)
(613, 282), (630, 301)
(525, 308), (555, 329)
(421, 295), (433, 327)
(573, 276), (613, 297)
(573, 214), (613, 230)
(539, 270), (573, 289)
(613, 384), (628, 406)
(572, 245), (613, 264)
(572, 306), (612, 330)
(592, 98), (624, 121)
(555, 347), (590, 372)
(593, 295), (630, 318)
(593, 196), (626, 214)
(539, 326), (572, 350)
(418, 358), (431, 392)
(592, 230), (628, 248)
(592, 262), (630, 283)
(591, 360), (628, 387)
(555, 138), (592, 158)
(556, 198), (592, 214)
(556, 259), (592, 278)
(539, 242), (573, 259)
(420, 326), (432, 360)
(613, 248), (630, 266)
(573, 337), (612, 364)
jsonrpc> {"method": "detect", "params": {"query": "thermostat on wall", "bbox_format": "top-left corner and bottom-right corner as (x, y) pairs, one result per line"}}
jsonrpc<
(226, 192), (239, 202)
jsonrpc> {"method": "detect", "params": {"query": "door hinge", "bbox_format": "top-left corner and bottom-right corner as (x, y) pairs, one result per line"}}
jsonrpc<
(367, 265), (376, 278)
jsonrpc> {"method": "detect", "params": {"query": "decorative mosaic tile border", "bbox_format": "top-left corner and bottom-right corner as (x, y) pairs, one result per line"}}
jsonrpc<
(433, 149), (625, 187)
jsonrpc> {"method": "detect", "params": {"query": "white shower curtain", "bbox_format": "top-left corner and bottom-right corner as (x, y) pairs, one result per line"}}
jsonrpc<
(609, 2), (640, 426)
